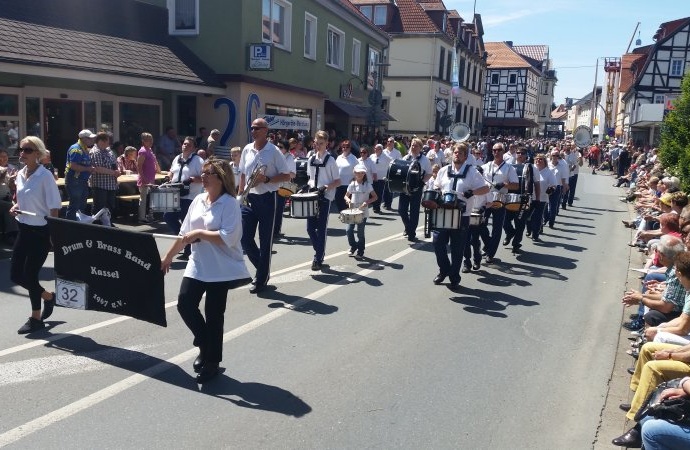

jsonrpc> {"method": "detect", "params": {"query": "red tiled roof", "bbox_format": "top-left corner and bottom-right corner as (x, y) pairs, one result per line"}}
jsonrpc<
(620, 52), (646, 93)
(390, 0), (440, 33)
(349, 0), (390, 4)
(512, 45), (547, 63)
(653, 17), (690, 42)
(485, 42), (533, 69)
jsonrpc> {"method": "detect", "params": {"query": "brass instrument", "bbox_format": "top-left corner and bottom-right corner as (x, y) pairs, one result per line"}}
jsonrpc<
(238, 163), (267, 206)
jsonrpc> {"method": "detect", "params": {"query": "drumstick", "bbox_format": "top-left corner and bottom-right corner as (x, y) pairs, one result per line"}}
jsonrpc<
(16, 210), (37, 216)
(152, 233), (201, 243)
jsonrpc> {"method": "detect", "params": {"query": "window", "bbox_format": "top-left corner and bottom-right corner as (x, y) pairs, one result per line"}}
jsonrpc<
(458, 57), (466, 87)
(654, 94), (665, 104)
(367, 46), (381, 90)
(670, 59), (684, 76)
(352, 39), (361, 76)
(262, 0), (292, 51)
(327, 25), (345, 69)
(359, 6), (372, 21)
(168, 0), (199, 35)
(472, 66), (477, 91)
(373, 5), (387, 25)
(542, 82), (549, 95)
(446, 52), (452, 81)
(304, 13), (317, 60)
(506, 98), (515, 112)
(491, 73), (499, 85)
(489, 97), (497, 111)
(509, 73), (517, 84)
(438, 47), (445, 79)
(540, 104), (547, 117)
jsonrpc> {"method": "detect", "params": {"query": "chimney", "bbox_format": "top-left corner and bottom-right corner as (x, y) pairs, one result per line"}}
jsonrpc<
(505, 41), (513, 47)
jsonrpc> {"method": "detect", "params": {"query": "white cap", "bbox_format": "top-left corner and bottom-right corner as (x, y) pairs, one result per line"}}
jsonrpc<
(78, 129), (96, 139)
(353, 164), (367, 173)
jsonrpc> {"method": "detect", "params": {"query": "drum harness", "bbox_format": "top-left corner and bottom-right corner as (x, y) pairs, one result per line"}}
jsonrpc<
(425, 164), (469, 238)
(516, 163), (535, 221)
(305, 153), (331, 217)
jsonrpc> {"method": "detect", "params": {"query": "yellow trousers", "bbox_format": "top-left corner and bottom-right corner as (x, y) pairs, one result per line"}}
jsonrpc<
(627, 342), (690, 420)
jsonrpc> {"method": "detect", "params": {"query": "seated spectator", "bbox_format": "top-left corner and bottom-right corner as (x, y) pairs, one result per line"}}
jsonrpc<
(0, 148), (17, 175)
(643, 252), (690, 345)
(117, 146), (138, 174)
(640, 377), (690, 448)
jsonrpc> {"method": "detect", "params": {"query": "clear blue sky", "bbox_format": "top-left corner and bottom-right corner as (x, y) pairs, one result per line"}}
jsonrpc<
(445, 0), (687, 106)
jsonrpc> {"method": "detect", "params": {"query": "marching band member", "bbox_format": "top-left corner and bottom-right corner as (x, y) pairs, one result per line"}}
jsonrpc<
(463, 148), (489, 272)
(433, 143), (489, 288)
(370, 143), (391, 213)
(10, 136), (62, 334)
(545, 149), (569, 228)
(480, 142), (519, 263)
(344, 164), (377, 260)
(335, 139), (358, 213)
(274, 141), (296, 238)
(562, 143), (581, 208)
(382, 137), (402, 210)
(399, 137), (432, 242)
(503, 148), (534, 254)
(161, 157), (251, 383)
(527, 153), (556, 242)
(306, 130), (341, 271)
(238, 118), (291, 294)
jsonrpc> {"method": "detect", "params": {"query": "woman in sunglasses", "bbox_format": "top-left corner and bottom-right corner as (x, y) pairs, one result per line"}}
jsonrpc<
(9, 136), (62, 334)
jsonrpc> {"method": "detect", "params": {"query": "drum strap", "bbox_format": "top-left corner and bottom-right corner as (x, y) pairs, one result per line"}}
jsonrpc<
(489, 161), (505, 184)
(176, 153), (197, 183)
(448, 164), (470, 191)
(309, 154), (331, 187)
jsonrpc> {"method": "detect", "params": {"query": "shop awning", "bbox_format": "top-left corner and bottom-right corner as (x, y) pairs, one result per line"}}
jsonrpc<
(483, 117), (539, 128)
(325, 99), (396, 121)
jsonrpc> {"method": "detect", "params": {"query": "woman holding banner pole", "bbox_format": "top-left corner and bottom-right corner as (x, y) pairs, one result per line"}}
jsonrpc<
(9, 136), (62, 334)
(161, 157), (251, 384)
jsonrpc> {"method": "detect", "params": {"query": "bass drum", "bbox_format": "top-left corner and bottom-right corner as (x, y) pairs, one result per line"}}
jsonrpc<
(386, 159), (422, 196)
(294, 158), (309, 188)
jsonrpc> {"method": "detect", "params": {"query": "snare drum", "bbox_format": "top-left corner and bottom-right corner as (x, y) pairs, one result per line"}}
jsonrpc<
(290, 192), (319, 218)
(339, 209), (364, 224)
(441, 191), (459, 209)
(421, 189), (441, 209)
(503, 193), (522, 212)
(469, 208), (486, 227)
(148, 185), (181, 213)
(430, 207), (463, 230)
(488, 191), (505, 209)
(277, 181), (298, 198)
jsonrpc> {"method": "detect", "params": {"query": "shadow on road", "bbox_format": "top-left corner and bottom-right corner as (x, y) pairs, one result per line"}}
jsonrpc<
(449, 287), (540, 318)
(259, 288), (338, 315)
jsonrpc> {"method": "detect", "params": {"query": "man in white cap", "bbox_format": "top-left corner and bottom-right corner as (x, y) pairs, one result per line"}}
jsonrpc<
(64, 129), (96, 220)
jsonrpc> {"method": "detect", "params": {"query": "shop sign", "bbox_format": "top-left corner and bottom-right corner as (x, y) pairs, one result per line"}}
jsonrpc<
(248, 44), (272, 70)
(262, 115), (310, 130)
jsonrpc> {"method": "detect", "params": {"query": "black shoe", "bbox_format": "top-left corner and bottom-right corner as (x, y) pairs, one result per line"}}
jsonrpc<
(629, 314), (640, 320)
(462, 266), (471, 273)
(568, 203), (573, 207)
(619, 402), (631, 412)
(40, 293), (56, 321)
(472, 263), (480, 271)
(354, 254), (364, 261)
(531, 236), (541, 242)
(502, 236), (512, 246)
(512, 247), (523, 254)
(526, 231), (532, 237)
(622, 321), (643, 331)
(484, 255), (494, 264)
(311, 261), (322, 271)
(561, 204), (567, 210)
(18, 317), (45, 334)
(196, 363), (219, 384)
(627, 367), (635, 375)
(449, 280), (460, 289)
(348, 247), (356, 257)
(612, 425), (641, 448)
(249, 283), (267, 294)
(402, 230), (407, 237)
(193, 350), (205, 373)
(373, 208), (381, 214)
(407, 236), (418, 242)
(433, 274), (446, 285)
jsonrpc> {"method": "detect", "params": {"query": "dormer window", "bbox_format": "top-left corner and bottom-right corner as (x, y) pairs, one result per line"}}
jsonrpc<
(373, 5), (387, 25)
(359, 6), (372, 21)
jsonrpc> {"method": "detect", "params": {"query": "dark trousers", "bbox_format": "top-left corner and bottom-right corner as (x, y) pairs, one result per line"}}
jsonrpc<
(527, 201), (547, 239)
(503, 209), (527, 249)
(92, 187), (117, 216)
(479, 206), (506, 258)
(383, 183), (395, 209)
(241, 192), (276, 285)
(564, 175), (578, 206)
(398, 190), (422, 238)
(65, 178), (90, 220)
(346, 218), (367, 255)
(334, 185), (348, 213)
(463, 225), (482, 268)
(164, 198), (193, 235)
(545, 185), (562, 226)
(433, 217), (469, 284)
(306, 197), (331, 263)
(177, 277), (246, 365)
(644, 309), (681, 327)
(274, 194), (287, 234)
(10, 223), (51, 311)
(372, 180), (385, 211)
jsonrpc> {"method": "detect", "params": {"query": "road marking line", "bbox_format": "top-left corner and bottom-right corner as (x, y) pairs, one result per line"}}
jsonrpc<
(0, 227), (424, 359)
(0, 246), (417, 447)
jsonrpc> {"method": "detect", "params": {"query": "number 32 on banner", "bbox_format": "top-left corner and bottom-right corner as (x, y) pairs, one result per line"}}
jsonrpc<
(55, 278), (87, 310)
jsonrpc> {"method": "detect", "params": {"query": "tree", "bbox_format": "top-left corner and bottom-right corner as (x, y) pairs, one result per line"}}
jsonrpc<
(659, 72), (690, 192)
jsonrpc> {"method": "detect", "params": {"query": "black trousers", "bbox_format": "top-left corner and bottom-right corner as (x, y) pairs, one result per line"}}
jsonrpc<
(177, 277), (248, 365)
(11, 223), (51, 311)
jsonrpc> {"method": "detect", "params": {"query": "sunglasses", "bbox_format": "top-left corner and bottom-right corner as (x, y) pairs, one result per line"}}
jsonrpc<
(516, 152), (525, 155)
(250, 126), (266, 131)
(20, 147), (35, 153)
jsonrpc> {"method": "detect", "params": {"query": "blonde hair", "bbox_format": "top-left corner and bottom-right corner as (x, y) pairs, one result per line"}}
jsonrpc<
(19, 136), (49, 160)
(315, 130), (328, 141)
(204, 157), (236, 196)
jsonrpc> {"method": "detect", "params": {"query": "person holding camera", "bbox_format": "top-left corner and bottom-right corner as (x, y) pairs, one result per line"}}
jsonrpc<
(165, 136), (204, 259)
(526, 153), (556, 242)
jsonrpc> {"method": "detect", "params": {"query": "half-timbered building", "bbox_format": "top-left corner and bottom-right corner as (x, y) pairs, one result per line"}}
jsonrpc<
(622, 17), (690, 146)
(482, 41), (540, 138)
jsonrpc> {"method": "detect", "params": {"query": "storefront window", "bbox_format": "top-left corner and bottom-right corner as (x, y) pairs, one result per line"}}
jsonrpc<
(84, 101), (97, 132)
(0, 94), (18, 116)
(119, 103), (160, 147)
(26, 97), (41, 138)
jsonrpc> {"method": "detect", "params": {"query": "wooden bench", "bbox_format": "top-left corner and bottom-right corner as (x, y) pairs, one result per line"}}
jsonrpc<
(60, 198), (93, 208)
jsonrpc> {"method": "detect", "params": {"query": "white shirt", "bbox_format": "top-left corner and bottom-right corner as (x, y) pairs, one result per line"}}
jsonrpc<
(169, 153), (204, 199)
(481, 160), (519, 193)
(384, 146), (402, 161)
(434, 162), (489, 216)
(549, 158), (570, 185)
(370, 151), (392, 180)
(308, 152), (340, 201)
(229, 161), (241, 188)
(426, 148), (446, 166)
(503, 151), (517, 165)
(284, 152), (297, 177)
(336, 153), (358, 186)
(564, 151), (580, 175)
(358, 157), (377, 182)
(239, 141), (290, 194)
(534, 166), (557, 202)
(15, 165), (62, 226)
(346, 181), (374, 218)
(180, 193), (250, 282)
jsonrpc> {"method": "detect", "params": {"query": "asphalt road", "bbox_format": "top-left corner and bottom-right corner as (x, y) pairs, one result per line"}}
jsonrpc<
(0, 172), (631, 449)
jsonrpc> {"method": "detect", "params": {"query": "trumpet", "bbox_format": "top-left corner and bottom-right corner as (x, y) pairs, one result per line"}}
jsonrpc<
(238, 163), (267, 206)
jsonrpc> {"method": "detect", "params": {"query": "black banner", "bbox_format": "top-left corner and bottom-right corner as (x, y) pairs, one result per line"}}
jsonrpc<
(47, 217), (167, 327)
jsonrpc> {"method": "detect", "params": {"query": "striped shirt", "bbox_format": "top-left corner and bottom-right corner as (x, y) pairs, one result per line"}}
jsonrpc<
(663, 267), (687, 312)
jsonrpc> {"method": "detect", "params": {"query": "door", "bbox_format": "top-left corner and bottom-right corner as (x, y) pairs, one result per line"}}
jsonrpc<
(44, 100), (82, 177)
